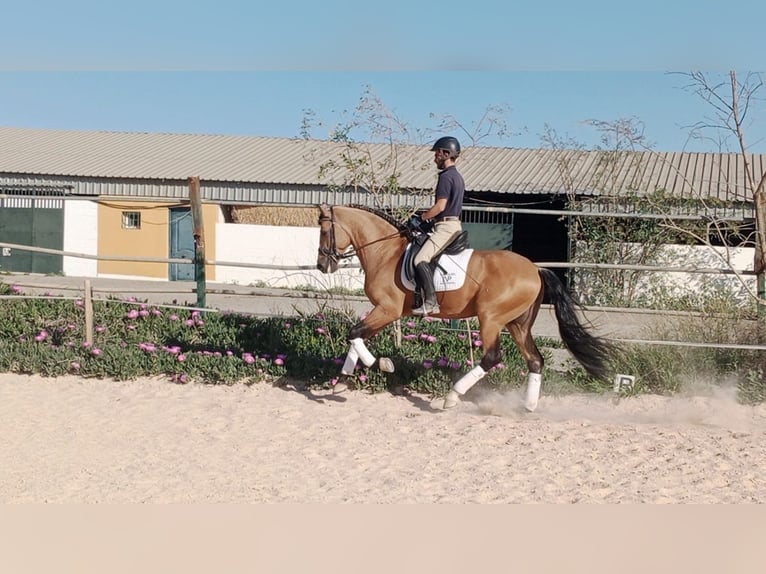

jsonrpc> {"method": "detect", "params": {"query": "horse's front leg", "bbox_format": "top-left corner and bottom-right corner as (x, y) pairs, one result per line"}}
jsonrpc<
(334, 307), (398, 393)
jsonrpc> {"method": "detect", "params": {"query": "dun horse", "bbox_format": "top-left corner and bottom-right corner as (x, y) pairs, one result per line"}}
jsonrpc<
(316, 204), (614, 411)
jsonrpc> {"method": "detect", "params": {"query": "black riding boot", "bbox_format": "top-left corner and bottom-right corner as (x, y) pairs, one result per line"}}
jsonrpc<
(412, 262), (439, 315)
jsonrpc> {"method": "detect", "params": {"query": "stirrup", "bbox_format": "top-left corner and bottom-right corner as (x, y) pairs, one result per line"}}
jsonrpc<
(412, 302), (440, 315)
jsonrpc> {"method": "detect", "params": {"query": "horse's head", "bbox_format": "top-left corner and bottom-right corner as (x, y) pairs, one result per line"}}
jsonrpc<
(316, 204), (352, 273)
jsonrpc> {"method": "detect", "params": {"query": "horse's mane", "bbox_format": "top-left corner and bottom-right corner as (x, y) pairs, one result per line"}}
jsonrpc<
(345, 204), (408, 233)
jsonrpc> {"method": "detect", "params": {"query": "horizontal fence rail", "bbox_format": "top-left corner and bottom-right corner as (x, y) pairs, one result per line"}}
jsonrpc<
(0, 240), (763, 352)
(0, 241), (756, 276)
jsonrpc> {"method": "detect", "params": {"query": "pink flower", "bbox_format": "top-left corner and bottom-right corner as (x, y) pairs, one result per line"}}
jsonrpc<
(474, 340), (483, 347)
(184, 319), (195, 327)
(91, 348), (102, 356)
(169, 314), (179, 321)
(284, 322), (292, 329)
(406, 321), (416, 328)
(423, 360), (433, 369)
(274, 358), (284, 366)
(34, 330), (48, 342)
(95, 325), (106, 333)
(358, 374), (367, 382)
(139, 309), (149, 317)
(316, 327), (326, 334)
(70, 361), (81, 370)
(243, 353), (255, 364)
(126, 309), (139, 319)
(177, 354), (186, 362)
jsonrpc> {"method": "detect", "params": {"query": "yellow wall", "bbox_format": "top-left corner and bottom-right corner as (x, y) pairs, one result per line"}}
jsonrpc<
(97, 199), (218, 280)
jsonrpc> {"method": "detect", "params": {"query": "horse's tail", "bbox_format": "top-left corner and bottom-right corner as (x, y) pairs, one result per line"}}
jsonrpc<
(539, 267), (614, 381)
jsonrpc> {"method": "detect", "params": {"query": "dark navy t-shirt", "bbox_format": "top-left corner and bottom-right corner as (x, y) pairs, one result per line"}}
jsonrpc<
(434, 165), (465, 219)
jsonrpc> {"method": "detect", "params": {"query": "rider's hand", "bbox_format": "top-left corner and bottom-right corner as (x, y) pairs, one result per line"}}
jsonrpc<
(407, 214), (423, 230)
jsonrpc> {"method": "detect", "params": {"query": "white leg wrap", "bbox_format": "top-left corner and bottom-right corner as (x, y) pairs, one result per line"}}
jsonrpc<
(351, 338), (376, 368)
(452, 365), (487, 395)
(341, 343), (359, 375)
(524, 372), (542, 412)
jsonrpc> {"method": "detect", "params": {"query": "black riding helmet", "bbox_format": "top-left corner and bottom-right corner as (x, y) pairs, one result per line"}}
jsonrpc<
(431, 136), (461, 159)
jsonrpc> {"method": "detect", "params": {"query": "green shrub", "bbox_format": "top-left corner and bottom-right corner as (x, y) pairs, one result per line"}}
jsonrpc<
(1, 282), (764, 403)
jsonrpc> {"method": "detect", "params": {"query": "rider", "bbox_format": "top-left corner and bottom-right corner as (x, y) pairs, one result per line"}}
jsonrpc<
(411, 136), (465, 316)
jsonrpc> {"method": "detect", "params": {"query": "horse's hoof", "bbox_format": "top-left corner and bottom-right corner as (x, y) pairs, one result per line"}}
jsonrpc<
(378, 357), (395, 373)
(443, 390), (460, 409)
(524, 400), (538, 412)
(333, 381), (349, 394)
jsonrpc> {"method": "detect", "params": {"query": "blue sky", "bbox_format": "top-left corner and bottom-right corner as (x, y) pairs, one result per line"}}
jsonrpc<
(1, 2), (764, 153)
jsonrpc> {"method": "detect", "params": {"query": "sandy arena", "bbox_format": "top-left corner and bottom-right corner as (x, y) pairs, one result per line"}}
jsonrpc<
(1, 373), (765, 503)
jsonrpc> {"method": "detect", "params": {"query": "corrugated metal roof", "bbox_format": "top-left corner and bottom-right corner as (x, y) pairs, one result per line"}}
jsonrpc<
(0, 126), (764, 201)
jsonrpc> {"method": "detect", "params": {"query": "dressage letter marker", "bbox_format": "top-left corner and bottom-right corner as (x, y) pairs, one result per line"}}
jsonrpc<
(613, 374), (635, 393)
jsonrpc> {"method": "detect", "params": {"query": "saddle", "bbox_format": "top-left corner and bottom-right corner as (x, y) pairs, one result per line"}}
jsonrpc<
(402, 230), (471, 283)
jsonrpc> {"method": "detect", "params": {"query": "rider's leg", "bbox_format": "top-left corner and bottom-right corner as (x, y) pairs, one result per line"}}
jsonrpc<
(412, 262), (439, 315)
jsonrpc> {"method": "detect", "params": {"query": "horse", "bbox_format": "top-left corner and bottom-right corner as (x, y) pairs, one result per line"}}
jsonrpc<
(316, 203), (614, 411)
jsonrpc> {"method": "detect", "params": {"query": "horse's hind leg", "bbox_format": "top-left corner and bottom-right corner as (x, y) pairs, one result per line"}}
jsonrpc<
(443, 319), (504, 408)
(507, 306), (545, 412)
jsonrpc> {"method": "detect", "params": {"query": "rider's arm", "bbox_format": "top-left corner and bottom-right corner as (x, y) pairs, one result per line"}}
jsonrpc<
(422, 197), (448, 221)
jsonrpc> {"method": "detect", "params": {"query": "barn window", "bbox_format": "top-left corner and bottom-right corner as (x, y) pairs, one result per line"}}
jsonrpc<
(122, 211), (141, 229)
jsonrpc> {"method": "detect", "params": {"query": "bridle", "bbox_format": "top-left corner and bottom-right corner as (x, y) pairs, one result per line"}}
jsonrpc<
(318, 205), (404, 264)
(318, 206), (356, 263)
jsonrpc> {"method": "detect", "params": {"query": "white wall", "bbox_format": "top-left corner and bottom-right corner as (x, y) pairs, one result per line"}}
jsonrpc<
(577, 240), (756, 302)
(649, 243), (756, 299)
(214, 222), (365, 290)
(63, 199), (98, 276)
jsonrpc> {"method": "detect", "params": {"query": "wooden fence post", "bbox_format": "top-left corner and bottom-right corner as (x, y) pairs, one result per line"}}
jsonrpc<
(84, 279), (93, 345)
(189, 176), (206, 308)
(393, 319), (401, 348)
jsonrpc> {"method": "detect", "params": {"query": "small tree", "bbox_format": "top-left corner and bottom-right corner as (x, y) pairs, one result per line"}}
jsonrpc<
(540, 72), (765, 310)
(301, 85), (512, 217)
(677, 71), (766, 307)
(541, 119), (711, 307)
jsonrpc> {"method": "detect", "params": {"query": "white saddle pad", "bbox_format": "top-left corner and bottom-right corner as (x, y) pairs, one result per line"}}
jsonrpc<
(401, 249), (474, 292)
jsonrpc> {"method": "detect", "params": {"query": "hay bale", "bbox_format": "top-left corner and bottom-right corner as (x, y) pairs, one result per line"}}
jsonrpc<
(231, 206), (317, 227)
